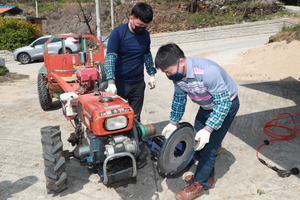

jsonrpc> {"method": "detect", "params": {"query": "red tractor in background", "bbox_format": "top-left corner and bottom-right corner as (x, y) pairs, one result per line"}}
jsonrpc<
(37, 34), (156, 193)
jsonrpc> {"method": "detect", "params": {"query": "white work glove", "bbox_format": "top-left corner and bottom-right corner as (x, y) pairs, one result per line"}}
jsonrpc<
(106, 83), (117, 95)
(161, 123), (177, 139)
(194, 128), (211, 151)
(148, 76), (155, 89)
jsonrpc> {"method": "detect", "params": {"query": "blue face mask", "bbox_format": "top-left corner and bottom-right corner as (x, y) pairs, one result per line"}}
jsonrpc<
(167, 62), (184, 81)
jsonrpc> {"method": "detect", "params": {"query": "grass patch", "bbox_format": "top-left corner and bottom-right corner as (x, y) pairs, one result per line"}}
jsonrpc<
(256, 189), (266, 195)
(25, 2), (63, 13)
(282, 24), (300, 40)
(282, 23), (300, 32)
(0, 66), (29, 83)
(269, 23), (300, 43)
(187, 3), (298, 29)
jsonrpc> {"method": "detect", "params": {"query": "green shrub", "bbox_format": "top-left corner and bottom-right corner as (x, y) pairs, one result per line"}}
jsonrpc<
(0, 17), (41, 51)
(281, 23), (300, 41)
(282, 23), (300, 32)
(0, 66), (8, 76)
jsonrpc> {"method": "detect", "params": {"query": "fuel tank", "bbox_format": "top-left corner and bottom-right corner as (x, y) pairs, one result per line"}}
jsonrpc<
(77, 92), (134, 136)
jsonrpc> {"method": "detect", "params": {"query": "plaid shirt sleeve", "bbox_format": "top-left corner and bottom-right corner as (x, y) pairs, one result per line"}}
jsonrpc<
(205, 91), (232, 130)
(170, 92), (187, 124)
(103, 52), (118, 81)
(144, 52), (157, 75)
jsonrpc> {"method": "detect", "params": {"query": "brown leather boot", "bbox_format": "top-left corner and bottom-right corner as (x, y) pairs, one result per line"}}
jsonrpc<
(207, 177), (215, 189)
(185, 175), (215, 189)
(175, 182), (203, 200)
(216, 145), (222, 155)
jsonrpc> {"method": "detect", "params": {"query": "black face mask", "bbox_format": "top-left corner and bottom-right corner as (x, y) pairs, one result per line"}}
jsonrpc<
(133, 26), (146, 35)
(167, 62), (184, 82)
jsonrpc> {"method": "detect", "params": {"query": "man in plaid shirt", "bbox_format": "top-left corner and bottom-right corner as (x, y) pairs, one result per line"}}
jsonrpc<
(155, 43), (240, 200)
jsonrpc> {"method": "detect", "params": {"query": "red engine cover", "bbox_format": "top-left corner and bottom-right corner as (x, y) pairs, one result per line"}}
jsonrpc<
(78, 92), (135, 136)
(76, 68), (99, 82)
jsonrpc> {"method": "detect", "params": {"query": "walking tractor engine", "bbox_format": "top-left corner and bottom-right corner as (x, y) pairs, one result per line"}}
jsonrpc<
(68, 92), (154, 183)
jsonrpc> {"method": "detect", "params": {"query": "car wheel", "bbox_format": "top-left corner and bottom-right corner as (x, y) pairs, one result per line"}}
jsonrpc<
(18, 53), (31, 64)
(59, 49), (72, 54)
(66, 48), (72, 54)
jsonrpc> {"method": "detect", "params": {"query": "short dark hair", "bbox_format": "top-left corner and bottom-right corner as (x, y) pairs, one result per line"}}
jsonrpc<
(131, 2), (153, 23)
(155, 43), (185, 70)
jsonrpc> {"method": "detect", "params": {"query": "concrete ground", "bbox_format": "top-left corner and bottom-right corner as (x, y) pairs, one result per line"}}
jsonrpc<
(1, 35), (300, 200)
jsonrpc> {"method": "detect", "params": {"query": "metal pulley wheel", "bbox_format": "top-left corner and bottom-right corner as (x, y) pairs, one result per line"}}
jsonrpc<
(156, 122), (195, 175)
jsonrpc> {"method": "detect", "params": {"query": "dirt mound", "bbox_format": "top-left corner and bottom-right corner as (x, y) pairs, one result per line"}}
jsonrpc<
(223, 39), (300, 81)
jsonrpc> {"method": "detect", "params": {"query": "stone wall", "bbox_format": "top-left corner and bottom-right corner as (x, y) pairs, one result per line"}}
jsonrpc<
(0, 58), (5, 67)
(0, 50), (14, 63)
(150, 18), (298, 46)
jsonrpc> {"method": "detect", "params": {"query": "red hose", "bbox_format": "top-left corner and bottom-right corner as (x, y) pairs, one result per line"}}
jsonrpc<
(256, 112), (299, 160)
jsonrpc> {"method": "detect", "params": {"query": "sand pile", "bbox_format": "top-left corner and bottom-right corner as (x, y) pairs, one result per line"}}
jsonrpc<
(223, 40), (300, 81)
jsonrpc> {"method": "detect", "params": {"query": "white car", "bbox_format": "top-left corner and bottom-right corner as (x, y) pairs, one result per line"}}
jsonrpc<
(13, 34), (80, 64)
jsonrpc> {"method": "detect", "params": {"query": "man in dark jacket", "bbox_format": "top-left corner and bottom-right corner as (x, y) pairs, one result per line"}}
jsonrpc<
(103, 2), (156, 122)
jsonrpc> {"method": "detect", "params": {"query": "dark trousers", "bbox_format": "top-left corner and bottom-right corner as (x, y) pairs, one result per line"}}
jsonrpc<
(115, 80), (145, 122)
(193, 96), (240, 189)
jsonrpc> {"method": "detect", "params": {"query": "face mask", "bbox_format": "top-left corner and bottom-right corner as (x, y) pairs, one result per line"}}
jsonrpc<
(167, 62), (184, 81)
(133, 26), (146, 35)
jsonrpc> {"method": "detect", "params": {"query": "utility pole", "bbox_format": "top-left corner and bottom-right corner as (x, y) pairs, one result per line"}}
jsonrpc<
(95, 0), (102, 41)
(35, 0), (38, 17)
(110, 0), (114, 30)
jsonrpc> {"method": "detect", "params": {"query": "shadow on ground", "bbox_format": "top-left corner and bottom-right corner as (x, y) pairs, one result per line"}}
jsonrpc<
(0, 176), (38, 200)
(230, 77), (300, 175)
